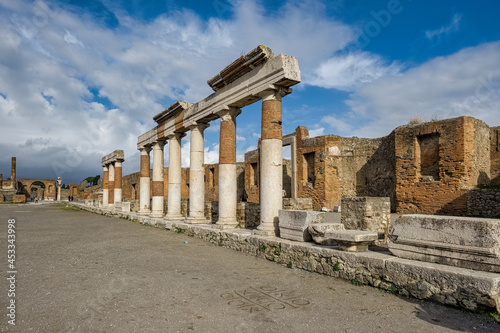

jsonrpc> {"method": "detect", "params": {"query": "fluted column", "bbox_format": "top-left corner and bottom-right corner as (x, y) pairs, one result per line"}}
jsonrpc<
(150, 141), (165, 218)
(165, 133), (184, 221)
(186, 123), (209, 224)
(216, 107), (241, 228)
(139, 146), (151, 215)
(108, 163), (115, 207)
(102, 166), (109, 207)
(256, 89), (285, 236)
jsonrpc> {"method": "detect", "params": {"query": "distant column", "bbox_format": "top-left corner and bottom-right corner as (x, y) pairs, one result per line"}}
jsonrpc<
(57, 177), (61, 201)
(11, 157), (16, 190)
(165, 133), (184, 221)
(102, 165), (109, 207)
(139, 146), (151, 215)
(256, 89), (285, 236)
(108, 162), (115, 206)
(150, 141), (165, 218)
(216, 107), (241, 228)
(186, 123), (209, 224)
(0, 174), (3, 189)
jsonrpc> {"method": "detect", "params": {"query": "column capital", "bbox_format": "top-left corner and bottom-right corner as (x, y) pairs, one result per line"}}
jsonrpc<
(139, 145), (152, 153)
(188, 122), (210, 132)
(102, 165), (109, 171)
(259, 86), (292, 102)
(216, 106), (242, 121)
(167, 132), (187, 140)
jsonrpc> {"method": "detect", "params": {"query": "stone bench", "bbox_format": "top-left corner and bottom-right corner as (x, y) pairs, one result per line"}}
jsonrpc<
(308, 224), (378, 252)
(278, 210), (331, 241)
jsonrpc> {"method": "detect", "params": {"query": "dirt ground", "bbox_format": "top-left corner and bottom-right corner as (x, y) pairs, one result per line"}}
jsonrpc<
(0, 203), (498, 332)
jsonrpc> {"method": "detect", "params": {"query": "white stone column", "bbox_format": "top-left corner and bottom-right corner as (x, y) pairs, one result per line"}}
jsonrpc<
(165, 133), (184, 221)
(150, 141), (165, 218)
(186, 123), (209, 224)
(57, 177), (62, 201)
(139, 146), (151, 215)
(102, 165), (109, 207)
(256, 89), (285, 236)
(108, 163), (115, 208)
(216, 107), (241, 228)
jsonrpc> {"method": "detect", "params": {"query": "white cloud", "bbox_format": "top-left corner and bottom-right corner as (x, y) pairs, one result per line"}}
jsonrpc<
(307, 51), (400, 91)
(425, 13), (462, 40)
(236, 135), (246, 141)
(308, 127), (325, 137)
(321, 115), (352, 134)
(344, 41), (500, 137)
(0, 0), (358, 183)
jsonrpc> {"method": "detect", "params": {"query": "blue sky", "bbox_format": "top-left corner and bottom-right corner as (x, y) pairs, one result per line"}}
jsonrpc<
(1, 0), (500, 185)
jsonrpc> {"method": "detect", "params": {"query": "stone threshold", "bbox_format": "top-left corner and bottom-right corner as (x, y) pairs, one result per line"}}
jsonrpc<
(69, 202), (500, 314)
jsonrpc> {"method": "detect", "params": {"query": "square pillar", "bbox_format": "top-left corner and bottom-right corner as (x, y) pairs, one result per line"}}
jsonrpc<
(215, 107), (241, 228)
(150, 141), (165, 218)
(165, 133), (185, 221)
(186, 123), (210, 224)
(139, 146), (152, 215)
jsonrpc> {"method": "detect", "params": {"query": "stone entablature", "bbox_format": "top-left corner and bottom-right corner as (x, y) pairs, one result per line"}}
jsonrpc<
(102, 150), (125, 167)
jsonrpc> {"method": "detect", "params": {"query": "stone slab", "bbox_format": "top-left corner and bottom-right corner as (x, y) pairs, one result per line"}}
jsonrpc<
(308, 223), (345, 246)
(278, 210), (327, 242)
(388, 214), (500, 273)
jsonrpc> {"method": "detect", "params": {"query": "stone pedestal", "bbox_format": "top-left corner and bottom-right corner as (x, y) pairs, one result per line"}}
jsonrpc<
(341, 197), (391, 245)
(165, 134), (184, 221)
(139, 147), (151, 215)
(186, 124), (209, 224)
(151, 141), (165, 218)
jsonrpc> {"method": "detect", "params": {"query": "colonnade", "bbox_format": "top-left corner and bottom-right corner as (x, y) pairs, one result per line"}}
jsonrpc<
(101, 150), (125, 211)
(134, 45), (300, 235)
(137, 88), (286, 235)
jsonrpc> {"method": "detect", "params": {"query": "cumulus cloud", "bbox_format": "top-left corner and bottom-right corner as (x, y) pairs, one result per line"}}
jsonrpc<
(0, 0), (357, 183)
(344, 41), (500, 137)
(307, 51), (400, 91)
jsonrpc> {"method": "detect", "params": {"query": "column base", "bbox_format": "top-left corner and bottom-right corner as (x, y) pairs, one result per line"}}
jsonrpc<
(138, 209), (151, 216)
(185, 216), (210, 224)
(215, 218), (239, 229)
(150, 211), (164, 218)
(254, 223), (279, 237)
(165, 213), (184, 221)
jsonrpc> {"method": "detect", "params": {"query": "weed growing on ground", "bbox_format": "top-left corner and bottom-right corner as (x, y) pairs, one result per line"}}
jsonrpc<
(351, 278), (363, 286)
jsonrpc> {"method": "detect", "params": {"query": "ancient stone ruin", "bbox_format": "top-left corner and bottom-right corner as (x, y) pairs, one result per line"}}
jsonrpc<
(73, 46), (500, 314)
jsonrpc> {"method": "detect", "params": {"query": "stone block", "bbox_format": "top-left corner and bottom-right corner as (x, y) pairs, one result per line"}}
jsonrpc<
(12, 195), (26, 203)
(388, 214), (500, 273)
(0, 195), (4, 203)
(278, 210), (327, 242)
(308, 223), (345, 245)
(341, 197), (391, 245)
(122, 202), (131, 212)
(309, 228), (378, 252)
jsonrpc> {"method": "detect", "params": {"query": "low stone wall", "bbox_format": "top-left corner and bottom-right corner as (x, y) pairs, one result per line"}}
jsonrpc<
(467, 189), (500, 218)
(12, 195), (26, 203)
(72, 203), (500, 314)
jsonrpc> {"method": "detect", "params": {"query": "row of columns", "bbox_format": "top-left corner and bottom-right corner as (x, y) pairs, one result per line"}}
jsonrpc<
(137, 88), (284, 235)
(102, 158), (124, 210)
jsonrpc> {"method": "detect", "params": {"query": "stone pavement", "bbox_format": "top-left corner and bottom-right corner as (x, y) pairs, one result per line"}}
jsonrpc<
(0, 203), (498, 332)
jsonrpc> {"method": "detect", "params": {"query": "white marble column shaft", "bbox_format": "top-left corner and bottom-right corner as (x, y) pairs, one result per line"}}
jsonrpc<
(150, 141), (165, 218)
(165, 133), (184, 221)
